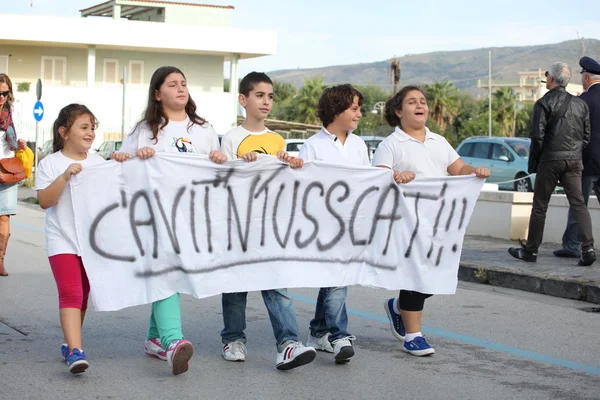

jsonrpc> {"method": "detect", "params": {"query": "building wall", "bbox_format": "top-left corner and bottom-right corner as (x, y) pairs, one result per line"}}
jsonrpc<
(164, 5), (232, 27)
(129, 8), (166, 22)
(0, 45), (225, 92)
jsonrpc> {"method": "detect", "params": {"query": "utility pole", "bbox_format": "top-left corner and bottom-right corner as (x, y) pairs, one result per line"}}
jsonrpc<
(391, 57), (401, 94)
(488, 50), (492, 137)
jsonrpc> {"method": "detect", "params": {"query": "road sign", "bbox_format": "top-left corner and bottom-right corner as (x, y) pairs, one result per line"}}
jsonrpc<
(36, 79), (42, 101)
(33, 101), (44, 122)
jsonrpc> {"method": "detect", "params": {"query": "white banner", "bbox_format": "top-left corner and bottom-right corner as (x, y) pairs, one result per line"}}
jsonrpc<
(71, 154), (484, 311)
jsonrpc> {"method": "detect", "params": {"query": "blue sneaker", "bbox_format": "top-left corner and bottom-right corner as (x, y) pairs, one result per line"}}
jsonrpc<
(403, 336), (435, 357)
(383, 298), (405, 340)
(61, 344), (69, 361)
(66, 349), (89, 374)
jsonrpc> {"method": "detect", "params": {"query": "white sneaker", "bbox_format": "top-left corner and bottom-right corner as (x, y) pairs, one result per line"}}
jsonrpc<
(144, 338), (167, 361)
(166, 339), (194, 375)
(276, 342), (316, 371)
(332, 336), (356, 364)
(222, 341), (247, 362)
(306, 332), (334, 353)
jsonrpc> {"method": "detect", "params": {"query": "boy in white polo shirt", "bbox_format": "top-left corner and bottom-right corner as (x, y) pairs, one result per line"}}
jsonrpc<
(298, 84), (368, 363)
(373, 85), (490, 356)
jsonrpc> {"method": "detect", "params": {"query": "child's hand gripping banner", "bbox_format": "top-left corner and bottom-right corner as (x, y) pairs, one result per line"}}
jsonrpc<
(71, 153), (484, 311)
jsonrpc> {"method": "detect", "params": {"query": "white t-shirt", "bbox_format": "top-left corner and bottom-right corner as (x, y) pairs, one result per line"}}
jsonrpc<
(298, 127), (370, 166)
(120, 117), (220, 156)
(0, 106), (19, 158)
(220, 125), (285, 160)
(35, 151), (106, 256)
(372, 127), (460, 177)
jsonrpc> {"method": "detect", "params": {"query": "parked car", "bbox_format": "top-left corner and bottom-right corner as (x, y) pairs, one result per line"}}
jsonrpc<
(284, 139), (305, 157)
(37, 139), (53, 162)
(456, 136), (535, 192)
(361, 135), (386, 162)
(96, 140), (122, 160)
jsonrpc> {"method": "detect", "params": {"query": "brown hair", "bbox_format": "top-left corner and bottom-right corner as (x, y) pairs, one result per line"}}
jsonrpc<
(384, 85), (426, 127)
(52, 104), (98, 153)
(133, 66), (207, 142)
(0, 73), (15, 111)
(317, 84), (364, 127)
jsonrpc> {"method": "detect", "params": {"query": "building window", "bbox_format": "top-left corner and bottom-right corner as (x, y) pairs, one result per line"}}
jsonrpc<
(103, 59), (119, 86)
(129, 61), (144, 85)
(0, 55), (8, 74)
(41, 56), (67, 86)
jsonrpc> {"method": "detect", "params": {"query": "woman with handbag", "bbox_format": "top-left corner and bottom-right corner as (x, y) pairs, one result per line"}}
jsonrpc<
(0, 73), (28, 276)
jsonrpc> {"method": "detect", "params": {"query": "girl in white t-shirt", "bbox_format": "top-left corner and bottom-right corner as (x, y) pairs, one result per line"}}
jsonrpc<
(113, 66), (227, 375)
(36, 104), (106, 374)
(373, 86), (490, 357)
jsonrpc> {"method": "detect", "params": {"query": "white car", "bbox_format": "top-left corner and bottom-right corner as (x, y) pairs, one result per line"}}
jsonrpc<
(284, 139), (305, 157)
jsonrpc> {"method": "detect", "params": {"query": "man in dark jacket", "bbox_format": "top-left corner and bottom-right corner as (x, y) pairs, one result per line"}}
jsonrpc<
(508, 62), (595, 266)
(554, 56), (600, 259)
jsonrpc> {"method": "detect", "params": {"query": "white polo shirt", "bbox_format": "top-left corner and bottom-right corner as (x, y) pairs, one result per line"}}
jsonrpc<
(298, 127), (370, 166)
(372, 127), (460, 177)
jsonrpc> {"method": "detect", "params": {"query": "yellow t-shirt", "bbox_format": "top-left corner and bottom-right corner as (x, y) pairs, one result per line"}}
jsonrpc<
(220, 125), (285, 159)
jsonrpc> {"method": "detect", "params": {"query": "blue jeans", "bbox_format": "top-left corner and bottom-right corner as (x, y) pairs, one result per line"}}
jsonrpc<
(309, 287), (351, 342)
(221, 289), (299, 352)
(561, 175), (600, 255)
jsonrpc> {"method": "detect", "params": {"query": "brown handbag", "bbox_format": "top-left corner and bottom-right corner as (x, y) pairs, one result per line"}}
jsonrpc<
(0, 157), (25, 184)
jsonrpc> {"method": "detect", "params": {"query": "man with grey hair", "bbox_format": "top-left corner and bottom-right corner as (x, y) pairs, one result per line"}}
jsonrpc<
(509, 62), (596, 266)
(554, 56), (600, 259)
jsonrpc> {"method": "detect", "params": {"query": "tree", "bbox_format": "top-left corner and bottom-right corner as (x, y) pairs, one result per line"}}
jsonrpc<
(354, 85), (390, 114)
(273, 80), (297, 103)
(292, 77), (324, 125)
(492, 88), (518, 136)
(271, 80), (298, 121)
(424, 81), (460, 132)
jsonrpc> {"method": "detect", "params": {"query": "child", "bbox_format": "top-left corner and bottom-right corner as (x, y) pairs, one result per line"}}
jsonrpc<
(298, 84), (369, 363)
(373, 85), (490, 356)
(219, 71), (316, 370)
(113, 66), (227, 375)
(36, 104), (107, 373)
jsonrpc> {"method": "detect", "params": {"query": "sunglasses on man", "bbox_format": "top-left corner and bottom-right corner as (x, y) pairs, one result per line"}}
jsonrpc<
(0, 90), (9, 98)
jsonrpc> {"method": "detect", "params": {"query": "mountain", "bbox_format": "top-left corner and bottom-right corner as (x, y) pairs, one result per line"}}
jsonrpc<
(268, 39), (600, 95)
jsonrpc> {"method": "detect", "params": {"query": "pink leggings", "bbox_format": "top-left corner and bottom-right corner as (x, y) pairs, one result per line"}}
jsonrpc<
(49, 254), (90, 311)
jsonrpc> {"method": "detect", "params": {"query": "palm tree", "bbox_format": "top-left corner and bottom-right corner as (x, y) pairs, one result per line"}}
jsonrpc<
(293, 77), (324, 125)
(492, 88), (517, 136)
(424, 81), (460, 132)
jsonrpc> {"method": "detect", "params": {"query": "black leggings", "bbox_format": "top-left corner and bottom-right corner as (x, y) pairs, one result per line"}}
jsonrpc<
(399, 290), (432, 312)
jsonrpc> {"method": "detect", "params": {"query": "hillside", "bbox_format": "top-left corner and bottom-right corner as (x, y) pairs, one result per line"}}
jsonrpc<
(268, 39), (600, 95)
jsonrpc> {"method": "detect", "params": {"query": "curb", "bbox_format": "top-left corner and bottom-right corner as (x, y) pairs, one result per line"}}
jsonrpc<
(459, 261), (600, 305)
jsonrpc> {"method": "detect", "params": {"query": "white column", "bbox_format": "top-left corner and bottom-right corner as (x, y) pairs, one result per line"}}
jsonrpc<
(87, 45), (96, 89)
(229, 53), (240, 127)
(113, 4), (121, 19)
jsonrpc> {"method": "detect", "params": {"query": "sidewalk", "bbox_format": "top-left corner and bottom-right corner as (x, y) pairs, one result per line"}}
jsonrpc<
(17, 186), (600, 305)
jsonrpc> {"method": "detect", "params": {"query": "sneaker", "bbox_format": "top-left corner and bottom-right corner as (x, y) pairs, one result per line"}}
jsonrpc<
(66, 349), (89, 374)
(383, 298), (405, 340)
(144, 338), (167, 361)
(579, 249), (596, 266)
(166, 339), (194, 375)
(403, 336), (435, 357)
(332, 335), (356, 364)
(276, 342), (316, 371)
(306, 332), (334, 353)
(222, 341), (247, 362)
(61, 343), (69, 361)
(508, 247), (537, 262)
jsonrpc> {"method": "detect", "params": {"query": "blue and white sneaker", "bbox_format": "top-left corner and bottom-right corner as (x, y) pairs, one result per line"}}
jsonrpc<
(61, 344), (69, 361)
(66, 348), (89, 374)
(403, 336), (435, 357)
(384, 298), (405, 340)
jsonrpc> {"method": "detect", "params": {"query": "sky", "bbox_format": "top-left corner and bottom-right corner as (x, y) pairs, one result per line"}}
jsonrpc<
(4, 0), (600, 76)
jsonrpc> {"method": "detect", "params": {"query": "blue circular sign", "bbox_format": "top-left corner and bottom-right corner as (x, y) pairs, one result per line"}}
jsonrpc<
(33, 101), (44, 122)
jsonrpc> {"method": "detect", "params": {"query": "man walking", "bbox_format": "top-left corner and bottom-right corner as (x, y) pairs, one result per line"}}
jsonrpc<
(554, 56), (600, 259)
(508, 62), (595, 266)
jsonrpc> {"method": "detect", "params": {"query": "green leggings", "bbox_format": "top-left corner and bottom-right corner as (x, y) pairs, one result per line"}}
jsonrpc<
(146, 293), (184, 350)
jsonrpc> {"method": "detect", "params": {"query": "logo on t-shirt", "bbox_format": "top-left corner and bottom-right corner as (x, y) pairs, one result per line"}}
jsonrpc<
(172, 137), (195, 153)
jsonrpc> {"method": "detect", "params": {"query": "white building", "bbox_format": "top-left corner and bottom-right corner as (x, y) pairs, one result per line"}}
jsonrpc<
(0, 0), (276, 148)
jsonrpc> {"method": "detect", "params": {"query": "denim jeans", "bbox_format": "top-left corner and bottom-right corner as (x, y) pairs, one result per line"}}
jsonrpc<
(309, 287), (351, 342)
(561, 175), (600, 255)
(221, 289), (299, 352)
